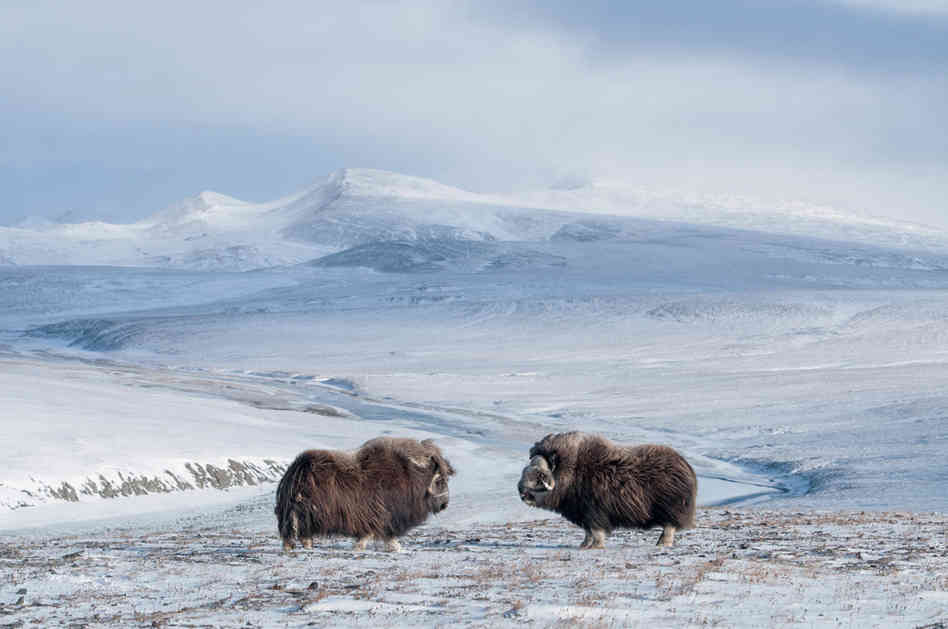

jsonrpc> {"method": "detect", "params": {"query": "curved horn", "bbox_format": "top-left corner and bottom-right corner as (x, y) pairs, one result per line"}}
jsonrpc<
(407, 455), (430, 469)
(427, 472), (449, 497)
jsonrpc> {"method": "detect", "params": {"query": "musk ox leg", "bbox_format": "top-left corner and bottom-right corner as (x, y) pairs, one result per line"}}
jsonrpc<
(588, 529), (606, 549)
(657, 524), (676, 547)
(353, 534), (374, 551)
(280, 511), (300, 552)
(580, 529), (594, 549)
(580, 528), (606, 550)
(301, 537), (313, 550)
(384, 538), (402, 553)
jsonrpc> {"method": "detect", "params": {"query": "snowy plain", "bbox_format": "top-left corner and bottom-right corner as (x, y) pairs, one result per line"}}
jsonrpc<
(1, 169), (947, 627)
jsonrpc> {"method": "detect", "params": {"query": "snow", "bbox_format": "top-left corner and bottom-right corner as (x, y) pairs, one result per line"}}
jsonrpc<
(0, 356), (301, 512)
(513, 179), (948, 252)
(1, 168), (947, 626)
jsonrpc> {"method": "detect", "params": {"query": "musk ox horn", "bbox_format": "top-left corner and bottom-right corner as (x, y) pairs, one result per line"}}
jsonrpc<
(528, 456), (555, 491)
(519, 431), (697, 550)
(428, 472), (449, 498)
(407, 455), (430, 469)
(518, 455), (556, 508)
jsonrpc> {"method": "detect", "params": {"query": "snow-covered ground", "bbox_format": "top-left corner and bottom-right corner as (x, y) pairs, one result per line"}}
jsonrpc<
(1, 171), (947, 626)
(2, 502), (946, 628)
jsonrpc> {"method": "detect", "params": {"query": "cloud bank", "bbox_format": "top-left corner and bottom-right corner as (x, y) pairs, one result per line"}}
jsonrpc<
(1, 1), (945, 226)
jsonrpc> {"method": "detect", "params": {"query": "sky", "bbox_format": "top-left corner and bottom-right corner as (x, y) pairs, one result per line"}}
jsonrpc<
(0, 0), (945, 226)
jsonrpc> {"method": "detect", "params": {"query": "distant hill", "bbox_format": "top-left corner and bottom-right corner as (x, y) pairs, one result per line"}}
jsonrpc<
(2, 168), (946, 271)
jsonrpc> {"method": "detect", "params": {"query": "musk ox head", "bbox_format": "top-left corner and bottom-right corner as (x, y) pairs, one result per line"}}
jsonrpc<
(399, 438), (455, 514)
(518, 454), (556, 507)
(426, 466), (451, 513)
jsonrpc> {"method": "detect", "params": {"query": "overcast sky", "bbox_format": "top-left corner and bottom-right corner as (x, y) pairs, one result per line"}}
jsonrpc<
(1, 0), (945, 226)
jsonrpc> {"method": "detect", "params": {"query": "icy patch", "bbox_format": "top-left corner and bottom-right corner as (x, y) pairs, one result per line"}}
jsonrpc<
(309, 240), (565, 273)
(550, 220), (623, 242)
(25, 318), (140, 351)
(646, 298), (830, 325)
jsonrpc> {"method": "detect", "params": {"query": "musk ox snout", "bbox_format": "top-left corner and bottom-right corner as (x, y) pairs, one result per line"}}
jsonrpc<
(427, 471), (451, 514)
(518, 455), (555, 506)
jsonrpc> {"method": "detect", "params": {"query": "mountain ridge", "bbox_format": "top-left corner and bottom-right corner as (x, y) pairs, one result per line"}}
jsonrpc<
(2, 168), (946, 271)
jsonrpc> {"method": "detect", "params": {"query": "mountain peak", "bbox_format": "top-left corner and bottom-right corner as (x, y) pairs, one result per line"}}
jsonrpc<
(325, 168), (485, 203)
(143, 190), (248, 225)
(196, 190), (245, 206)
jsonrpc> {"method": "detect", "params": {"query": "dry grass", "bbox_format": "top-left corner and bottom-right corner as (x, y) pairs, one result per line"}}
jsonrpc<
(518, 560), (546, 584)
(654, 556), (727, 599)
(547, 617), (614, 629)
(738, 562), (788, 585)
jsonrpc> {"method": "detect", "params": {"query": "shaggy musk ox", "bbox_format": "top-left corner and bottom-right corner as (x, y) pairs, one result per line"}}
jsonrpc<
(518, 432), (697, 548)
(275, 437), (455, 552)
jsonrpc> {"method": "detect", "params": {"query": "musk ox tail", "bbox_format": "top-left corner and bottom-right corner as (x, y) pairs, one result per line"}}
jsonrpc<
(644, 445), (698, 531)
(274, 452), (317, 543)
(679, 459), (698, 530)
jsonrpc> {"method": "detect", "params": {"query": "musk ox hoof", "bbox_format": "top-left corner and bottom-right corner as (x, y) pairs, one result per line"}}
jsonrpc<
(352, 536), (403, 552)
(301, 537), (313, 550)
(580, 529), (606, 550)
(657, 525), (676, 547)
(281, 539), (295, 553)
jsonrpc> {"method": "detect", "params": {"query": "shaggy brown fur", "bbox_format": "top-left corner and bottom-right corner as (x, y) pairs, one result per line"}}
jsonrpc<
(275, 437), (455, 552)
(518, 431), (697, 548)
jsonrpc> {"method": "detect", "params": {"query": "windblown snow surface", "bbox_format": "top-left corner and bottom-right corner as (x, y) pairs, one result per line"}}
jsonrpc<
(1, 170), (947, 627)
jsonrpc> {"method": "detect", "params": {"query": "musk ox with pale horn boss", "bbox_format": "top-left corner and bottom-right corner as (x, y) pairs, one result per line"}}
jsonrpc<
(518, 431), (697, 548)
(275, 437), (455, 552)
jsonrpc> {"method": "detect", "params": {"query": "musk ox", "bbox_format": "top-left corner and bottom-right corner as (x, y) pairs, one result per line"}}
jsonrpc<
(275, 437), (455, 552)
(518, 431), (697, 548)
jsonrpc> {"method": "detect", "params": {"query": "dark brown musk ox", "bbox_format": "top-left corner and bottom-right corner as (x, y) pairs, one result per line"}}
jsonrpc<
(275, 437), (455, 552)
(518, 431), (697, 548)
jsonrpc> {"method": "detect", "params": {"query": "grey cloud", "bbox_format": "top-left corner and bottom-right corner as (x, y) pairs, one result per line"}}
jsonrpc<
(0, 1), (944, 226)
(474, 0), (948, 75)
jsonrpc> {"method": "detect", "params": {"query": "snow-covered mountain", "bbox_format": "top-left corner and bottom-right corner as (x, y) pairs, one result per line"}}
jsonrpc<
(512, 181), (948, 252)
(1, 168), (945, 271)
